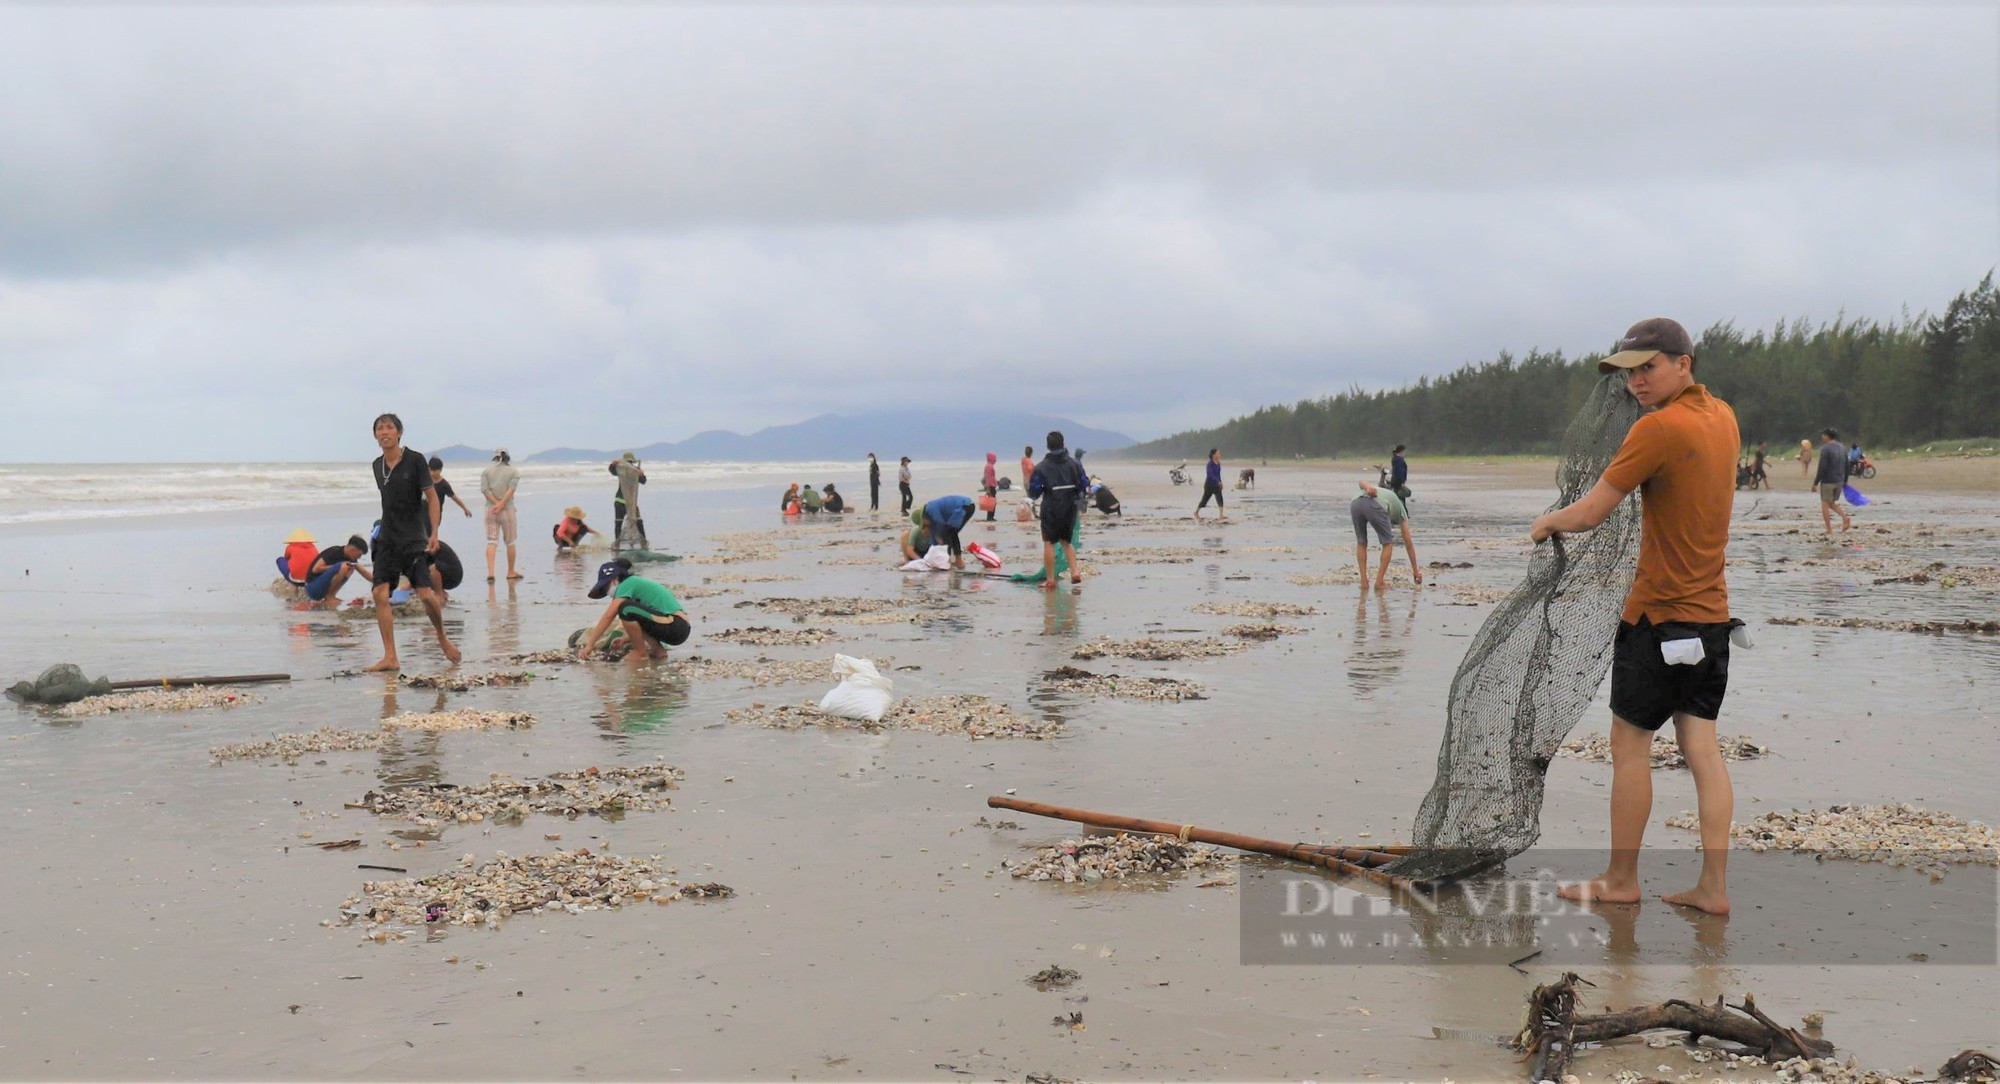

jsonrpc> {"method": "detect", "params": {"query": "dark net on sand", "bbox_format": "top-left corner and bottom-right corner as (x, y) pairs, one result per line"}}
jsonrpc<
(6, 663), (113, 705)
(1384, 374), (1642, 884)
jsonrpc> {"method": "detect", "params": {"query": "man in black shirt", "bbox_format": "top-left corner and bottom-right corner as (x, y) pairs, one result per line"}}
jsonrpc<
(427, 457), (473, 519)
(302, 534), (372, 606)
(365, 413), (460, 671)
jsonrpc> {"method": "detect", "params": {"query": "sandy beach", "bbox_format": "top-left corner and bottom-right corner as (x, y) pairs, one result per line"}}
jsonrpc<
(2, 456), (1996, 1080)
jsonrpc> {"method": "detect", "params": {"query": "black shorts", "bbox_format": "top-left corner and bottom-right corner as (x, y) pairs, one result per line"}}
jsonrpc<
(1040, 506), (1078, 544)
(1609, 617), (1732, 731)
(620, 605), (691, 646)
(373, 542), (434, 592)
(933, 522), (963, 557)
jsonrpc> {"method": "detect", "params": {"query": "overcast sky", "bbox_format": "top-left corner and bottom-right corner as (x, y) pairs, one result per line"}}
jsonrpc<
(1, 6), (1994, 462)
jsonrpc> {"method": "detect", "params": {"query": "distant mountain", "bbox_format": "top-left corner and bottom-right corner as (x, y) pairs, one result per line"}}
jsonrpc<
(431, 443), (494, 462)
(518, 411), (1133, 463)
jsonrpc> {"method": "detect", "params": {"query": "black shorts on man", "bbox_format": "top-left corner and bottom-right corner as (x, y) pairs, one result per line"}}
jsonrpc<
(1609, 617), (1732, 731)
(1040, 505), (1078, 545)
(373, 543), (436, 592)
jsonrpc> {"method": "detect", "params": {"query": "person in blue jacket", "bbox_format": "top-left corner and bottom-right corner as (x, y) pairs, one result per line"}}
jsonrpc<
(1193, 448), (1227, 522)
(922, 494), (978, 571)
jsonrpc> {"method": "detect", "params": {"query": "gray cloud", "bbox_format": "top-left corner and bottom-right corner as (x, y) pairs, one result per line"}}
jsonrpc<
(0, 6), (1993, 460)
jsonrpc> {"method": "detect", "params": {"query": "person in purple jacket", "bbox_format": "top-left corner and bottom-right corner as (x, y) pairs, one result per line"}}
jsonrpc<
(1193, 448), (1228, 522)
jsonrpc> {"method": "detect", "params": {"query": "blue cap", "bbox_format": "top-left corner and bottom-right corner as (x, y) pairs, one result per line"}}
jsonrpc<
(588, 558), (633, 599)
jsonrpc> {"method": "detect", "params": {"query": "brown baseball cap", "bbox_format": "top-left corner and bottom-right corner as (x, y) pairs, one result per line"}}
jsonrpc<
(1599, 317), (1695, 373)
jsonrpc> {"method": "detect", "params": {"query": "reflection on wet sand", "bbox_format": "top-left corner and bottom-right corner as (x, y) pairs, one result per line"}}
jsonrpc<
(485, 578), (521, 659)
(586, 663), (690, 735)
(374, 681), (446, 792)
(1347, 591), (1418, 698)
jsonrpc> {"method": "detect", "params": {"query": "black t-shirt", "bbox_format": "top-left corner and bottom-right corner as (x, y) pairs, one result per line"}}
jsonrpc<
(373, 448), (433, 548)
(433, 478), (456, 502)
(311, 545), (351, 575)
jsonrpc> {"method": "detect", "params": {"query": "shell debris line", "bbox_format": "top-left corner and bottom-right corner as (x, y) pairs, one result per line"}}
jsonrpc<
(507, 649), (594, 666)
(382, 709), (536, 732)
(744, 595), (906, 618)
(1559, 733), (1768, 769)
(684, 547), (783, 565)
(709, 626), (841, 647)
(1041, 666), (1206, 702)
(1285, 571), (1362, 586)
(211, 726), (386, 764)
(1666, 804), (2000, 877)
(1221, 622), (1306, 641)
(333, 849), (734, 933)
(668, 655), (891, 686)
(357, 761), (684, 826)
(1002, 834), (1238, 884)
(1767, 615), (2000, 636)
(52, 686), (262, 718)
(1441, 584), (1512, 606)
(1190, 601), (1319, 618)
(1072, 637), (1249, 662)
(703, 572), (800, 584)
(399, 670), (537, 692)
(726, 695), (1062, 740)
(667, 584), (734, 599)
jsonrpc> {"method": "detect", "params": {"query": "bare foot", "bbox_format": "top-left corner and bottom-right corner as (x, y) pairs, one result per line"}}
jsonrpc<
(363, 657), (401, 673)
(1069, 577), (1082, 585)
(1374, 578), (1388, 591)
(1557, 876), (1641, 905)
(507, 572), (523, 579)
(1660, 885), (1731, 915)
(1040, 579), (1056, 591)
(441, 639), (461, 664)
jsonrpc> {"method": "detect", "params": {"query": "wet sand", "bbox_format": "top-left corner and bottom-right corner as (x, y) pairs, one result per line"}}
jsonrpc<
(2, 460), (1997, 1080)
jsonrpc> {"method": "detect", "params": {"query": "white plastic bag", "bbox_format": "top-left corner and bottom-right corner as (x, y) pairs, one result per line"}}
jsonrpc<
(898, 544), (953, 572)
(817, 654), (896, 722)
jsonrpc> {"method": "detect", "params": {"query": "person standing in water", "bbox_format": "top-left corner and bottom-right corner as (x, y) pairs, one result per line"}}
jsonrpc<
(364, 413), (459, 671)
(1193, 448), (1227, 522)
(867, 453), (881, 512)
(612, 451), (648, 549)
(898, 456), (913, 516)
(1028, 431), (1087, 590)
(1534, 317), (1739, 916)
(480, 447), (522, 582)
(982, 452), (999, 521)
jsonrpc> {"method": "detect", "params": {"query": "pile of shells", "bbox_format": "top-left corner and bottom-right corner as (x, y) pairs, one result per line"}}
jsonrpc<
(1002, 834), (1237, 883)
(1073, 637), (1248, 662)
(709, 626), (840, 647)
(668, 584), (734, 599)
(838, 612), (925, 626)
(1190, 601), (1319, 618)
(52, 686), (261, 718)
(667, 655), (888, 686)
(1767, 616), (2000, 636)
(744, 596), (906, 618)
(212, 726), (384, 763)
(1040, 666), (1205, 702)
(509, 649), (587, 665)
(725, 695), (1061, 740)
(382, 709), (535, 732)
(1028, 964), (1080, 990)
(1286, 572), (1360, 586)
(1666, 804), (2000, 876)
(1558, 732), (1768, 769)
(356, 761), (683, 826)
(704, 573), (799, 584)
(399, 671), (536, 691)
(333, 849), (732, 931)
(1221, 623), (1306, 641)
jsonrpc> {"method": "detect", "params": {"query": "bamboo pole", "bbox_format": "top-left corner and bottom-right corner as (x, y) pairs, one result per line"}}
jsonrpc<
(106, 673), (291, 691)
(986, 795), (1431, 892)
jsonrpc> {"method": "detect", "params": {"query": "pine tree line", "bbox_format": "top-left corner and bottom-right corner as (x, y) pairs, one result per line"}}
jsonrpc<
(1121, 274), (2000, 459)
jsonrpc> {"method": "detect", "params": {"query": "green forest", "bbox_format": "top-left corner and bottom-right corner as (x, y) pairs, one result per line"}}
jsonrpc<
(1121, 273), (2000, 459)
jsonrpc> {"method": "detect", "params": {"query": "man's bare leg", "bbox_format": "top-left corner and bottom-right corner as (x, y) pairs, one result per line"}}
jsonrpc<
(1661, 713), (1732, 914)
(418, 586), (461, 664)
(364, 581), (400, 671)
(1820, 501), (1835, 538)
(1354, 543), (1369, 589)
(1064, 541), (1081, 585)
(486, 541), (498, 581)
(1374, 545), (1394, 591)
(1558, 715), (1655, 904)
(620, 618), (665, 661)
(1040, 540), (1057, 591)
(505, 542), (520, 579)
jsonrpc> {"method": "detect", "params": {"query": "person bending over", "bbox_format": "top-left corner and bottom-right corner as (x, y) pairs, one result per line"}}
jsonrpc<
(553, 506), (599, 551)
(577, 557), (692, 663)
(899, 510), (935, 562)
(922, 494), (978, 571)
(1350, 481), (1422, 591)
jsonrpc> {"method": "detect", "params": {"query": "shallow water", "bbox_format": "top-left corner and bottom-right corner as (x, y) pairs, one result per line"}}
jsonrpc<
(2, 461), (1996, 1079)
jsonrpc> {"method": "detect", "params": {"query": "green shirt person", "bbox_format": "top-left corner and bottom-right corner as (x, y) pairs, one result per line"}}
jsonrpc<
(577, 558), (691, 662)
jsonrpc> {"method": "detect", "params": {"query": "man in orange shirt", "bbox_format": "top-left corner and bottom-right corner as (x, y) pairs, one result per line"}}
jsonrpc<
(1531, 317), (1739, 915)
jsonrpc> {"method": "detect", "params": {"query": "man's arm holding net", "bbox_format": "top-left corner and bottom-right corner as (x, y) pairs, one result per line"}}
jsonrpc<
(1531, 477), (1632, 543)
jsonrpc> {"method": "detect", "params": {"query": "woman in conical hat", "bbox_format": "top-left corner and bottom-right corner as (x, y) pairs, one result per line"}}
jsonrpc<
(553, 506), (598, 551)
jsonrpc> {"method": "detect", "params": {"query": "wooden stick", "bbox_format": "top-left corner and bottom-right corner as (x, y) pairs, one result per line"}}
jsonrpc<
(986, 795), (1430, 892)
(106, 672), (291, 691)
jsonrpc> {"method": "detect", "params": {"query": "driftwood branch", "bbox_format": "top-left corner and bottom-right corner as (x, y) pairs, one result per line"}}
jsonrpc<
(1939, 1049), (2000, 1082)
(1515, 974), (1835, 1081)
